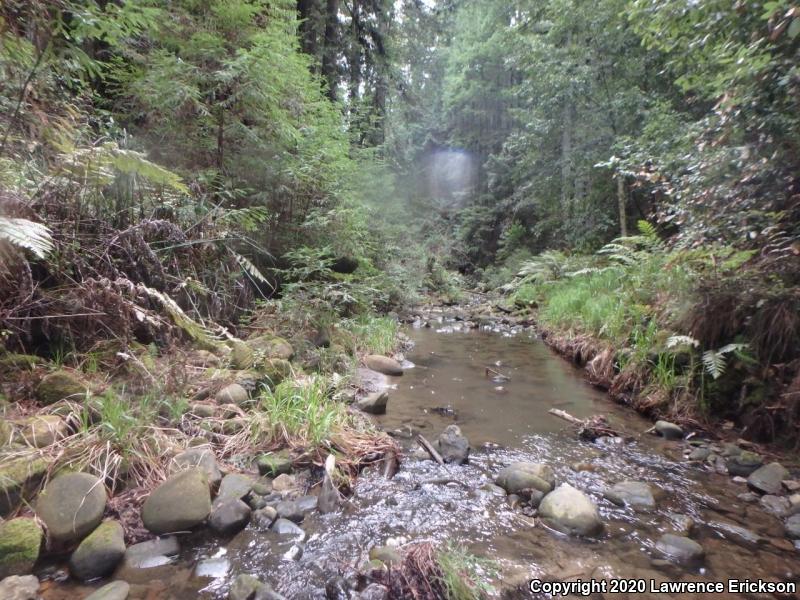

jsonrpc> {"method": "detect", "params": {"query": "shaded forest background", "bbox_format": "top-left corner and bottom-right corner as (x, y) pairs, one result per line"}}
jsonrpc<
(1, 0), (799, 441)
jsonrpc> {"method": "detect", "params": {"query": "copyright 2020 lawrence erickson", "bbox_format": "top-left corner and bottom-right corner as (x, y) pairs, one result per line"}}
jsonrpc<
(528, 578), (797, 596)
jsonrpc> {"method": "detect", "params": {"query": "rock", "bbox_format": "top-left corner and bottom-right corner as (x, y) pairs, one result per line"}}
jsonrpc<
(142, 468), (212, 534)
(10, 415), (69, 448)
(275, 500), (303, 523)
(666, 513), (694, 535)
(364, 355), (403, 376)
(357, 584), (390, 600)
(708, 521), (763, 548)
(36, 472), (106, 544)
(687, 447), (711, 462)
(654, 420), (683, 440)
(122, 536), (180, 569)
(271, 474), (296, 493)
(35, 370), (89, 405)
(190, 403), (216, 418)
(0, 457), (49, 516)
(538, 483), (603, 536)
(252, 477), (273, 496)
(604, 481), (656, 511)
(737, 492), (759, 503)
(495, 462), (555, 495)
(437, 424), (469, 464)
(256, 451), (293, 477)
(789, 493), (800, 516)
(368, 546), (402, 567)
(296, 496), (318, 513)
(209, 499), (251, 535)
(783, 480), (800, 492)
(748, 462), (789, 495)
(759, 494), (791, 517)
(218, 473), (254, 502)
(0, 518), (42, 578)
(786, 514), (800, 539)
(252, 506), (278, 529)
(172, 447), (222, 487)
(246, 335), (294, 361)
(0, 575), (39, 600)
(726, 451), (763, 477)
(271, 518), (305, 541)
(355, 392), (389, 415)
(84, 581), (131, 600)
(257, 359), (293, 387)
(69, 520), (126, 581)
(654, 534), (704, 564)
(229, 340), (255, 370)
(229, 574), (266, 600)
(216, 383), (250, 406)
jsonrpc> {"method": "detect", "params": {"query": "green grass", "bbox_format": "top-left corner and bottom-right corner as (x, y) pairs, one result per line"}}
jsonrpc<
(339, 315), (398, 355)
(436, 545), (497, 600)
(259, 375), (350, 446)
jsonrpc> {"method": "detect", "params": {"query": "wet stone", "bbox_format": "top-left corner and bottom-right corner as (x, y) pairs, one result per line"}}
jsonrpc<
(654, 420), (683, 440)
(760, 494), (791, 517)
(122, 536), (180, 569)
(708, 520), (763, 548)
(252, 506), (278, 529)
(687, 447), (711, 462)
(726, 451), (763, 477)
(69, 520), (126, 581)
(0, 575), (39, 600)
(355, 391), (389, 415)
(437, 424), (469, 464)
(495, 462), (555, 495)
(209, 499), (251, 535)
(271, 518), (305, 541)
(36, 472), (107, 545)
(604, 481), (656, 511)
(275, 500), (304, 523)
(217, 473), (254, 502)
(748, 462), (789, 495)
(539, 483), (603, 537)
(84, 581), (130, 600)
(786, 514), (800, 539)
(665, 513), (694, 536)
(296, 495), (318, 513)
(654, 534), (704, 565)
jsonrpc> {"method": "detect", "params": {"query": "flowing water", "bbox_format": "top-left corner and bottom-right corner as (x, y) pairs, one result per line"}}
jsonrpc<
(46, 318), (800, 599)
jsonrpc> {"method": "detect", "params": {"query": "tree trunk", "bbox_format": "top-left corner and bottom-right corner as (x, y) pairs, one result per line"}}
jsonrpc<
(322, 0), (339, 101)
(297, 0), (319, 67)
(617, 174), (628, 236)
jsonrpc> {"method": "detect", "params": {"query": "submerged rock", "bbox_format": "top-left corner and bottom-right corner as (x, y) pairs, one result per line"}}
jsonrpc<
(0, 575), (39, 600)
(36, 472), (106, 544)
(69, 520), (126, 581)
(35, 370), (89, 405)
(654, 420), (683, 440)
(142, 468), (211, 534)
(747, 462), (789, 495)
(438, 424), (469, 464)
(655, 534), (704, 565)
(726, 451), (763, 477)
(759, 494), (791, 517)
(604, 481), (656, 511)
(364, 355), (404, 376)
(84, 581), (131, 600)
(0, 518), (42, 578)
(708, 521), (762, 548)
(355, 391), (389, 415)
(271, 518), (305, 541)
(229, 573), (287, 600)
(495, 462), (555, 495)
(539, 483), (603, 536)
(122, 537), (180, 569)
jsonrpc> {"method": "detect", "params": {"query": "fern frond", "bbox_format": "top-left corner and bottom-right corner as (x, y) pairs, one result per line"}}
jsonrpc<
(666, 335), (700, 349)
(232, 250), (273, 290)
(702, 349), (726, 379)
(0, 217), (54, 259)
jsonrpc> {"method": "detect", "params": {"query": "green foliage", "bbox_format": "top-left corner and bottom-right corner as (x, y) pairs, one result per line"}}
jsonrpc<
(436, 544), (497, 600)
(338, 315), (398, 356)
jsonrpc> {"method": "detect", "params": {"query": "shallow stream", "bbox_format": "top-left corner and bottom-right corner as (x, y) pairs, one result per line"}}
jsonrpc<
(47, 317), (800, 599)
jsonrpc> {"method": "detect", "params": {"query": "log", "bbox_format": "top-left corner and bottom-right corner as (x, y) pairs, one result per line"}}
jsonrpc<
(416, 434), (444, 465)
(549, 408), (583, 425)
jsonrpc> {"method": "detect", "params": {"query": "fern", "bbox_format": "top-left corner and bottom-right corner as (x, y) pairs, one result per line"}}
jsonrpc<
(666, 335), (700, 349)
(0, 216), (54, 259)
(702, 343), (747, 380)
(517, 251), (570, 282)
(231, 250), (273, 290)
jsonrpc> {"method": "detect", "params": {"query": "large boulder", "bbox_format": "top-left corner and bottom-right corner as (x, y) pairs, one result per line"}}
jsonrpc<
(171, 447), (222, 487)
(364, 355), (403, 376)
(0, 518), (42, 578)
(438, 424), (469, 465)
(229, 340), (255, 370)
(35, 370), (89, 405)
(747, 462), (789, 495)
(0, 457), (49, 516)
(654, 420), (683, 440)
(604, 481), (656, 511)
(496, 462), (555, 496)
(539, 483), (603, 536)
(246, 336), (294, 361)
(0, 575), (39, 600)
(10, 415), (69, 448)
(142, 468), (212, 534)
(84, 581), (131, 600)
(356, 391), (389, 415)
(69, 520), (126, 581)
(655, 534), (704, 565)
(36, 472), (107, 544)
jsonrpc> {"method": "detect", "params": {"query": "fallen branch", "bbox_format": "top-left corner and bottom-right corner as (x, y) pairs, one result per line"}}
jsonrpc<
(549, 408), (583, 425)
(549, 408), (619, 441)
(416, 434), (444, 465)
(485, 367), (510, 381)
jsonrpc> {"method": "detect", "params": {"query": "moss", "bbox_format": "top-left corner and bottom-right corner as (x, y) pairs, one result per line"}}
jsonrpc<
(0, 353), (43, 374)
(229, 340), (255, 370)
(258, 358), (293, 387)
(246, 335), (294, 361)
(35, 370), (89, 405)
(0, 517), (42, 578)
(0, 456), (49, 515)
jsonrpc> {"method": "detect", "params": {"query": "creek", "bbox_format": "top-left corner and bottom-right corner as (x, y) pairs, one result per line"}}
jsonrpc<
(45, 313), (800, 599)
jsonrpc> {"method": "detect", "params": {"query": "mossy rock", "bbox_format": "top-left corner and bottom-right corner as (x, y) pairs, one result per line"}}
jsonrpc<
(0, 353), (43, 374)
(255, 450), (293, 477)
(0, 456), (49, 516)
(0, 420), (12, 445)
(36, 472), (107, 544)
(258, 358), (293, 386)
(35, 370), (89, 405)
(10, 415), (69, 448)
(246, 335), (294, 361)
(0, 517), (42, 578)
(68, 520), (126, 581)
(229, 340), (255, 370)
(142, 468), (212, 534)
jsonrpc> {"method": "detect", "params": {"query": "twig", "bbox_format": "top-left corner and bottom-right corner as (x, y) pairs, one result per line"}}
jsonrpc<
(416, 434), (444, 465)
(485, 367), (510, 380)
(548, 408), (583, 425)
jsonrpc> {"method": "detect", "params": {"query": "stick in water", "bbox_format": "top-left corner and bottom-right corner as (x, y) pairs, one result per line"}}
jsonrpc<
(416, 434), (444, 465)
